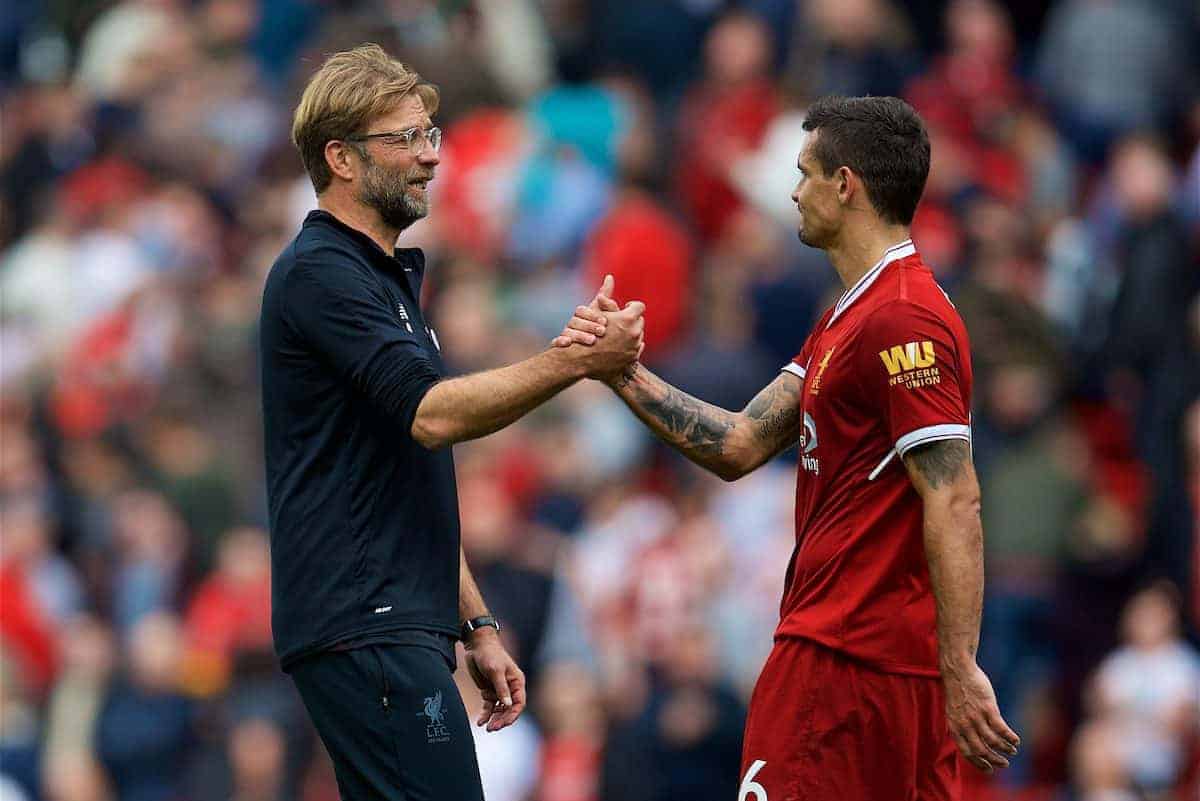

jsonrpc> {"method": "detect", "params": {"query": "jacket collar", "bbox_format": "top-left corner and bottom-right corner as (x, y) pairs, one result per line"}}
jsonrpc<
(304, 209), (425, 280)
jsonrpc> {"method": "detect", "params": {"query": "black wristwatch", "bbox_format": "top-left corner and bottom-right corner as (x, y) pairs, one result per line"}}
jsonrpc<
(461, 615), (501, 640)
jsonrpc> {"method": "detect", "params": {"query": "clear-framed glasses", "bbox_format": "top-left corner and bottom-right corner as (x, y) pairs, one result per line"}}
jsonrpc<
(347, 126), (442, 155)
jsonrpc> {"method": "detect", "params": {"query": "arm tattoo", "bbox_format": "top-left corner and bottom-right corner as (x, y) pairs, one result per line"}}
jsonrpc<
(637, 384), (735, 457)
(744, 377), (802, 447)
(613, 362), (639, 390)
(906, 439), (971, 490)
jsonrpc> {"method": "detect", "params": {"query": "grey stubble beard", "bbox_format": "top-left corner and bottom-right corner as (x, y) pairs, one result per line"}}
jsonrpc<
(357, 153), (429, 232)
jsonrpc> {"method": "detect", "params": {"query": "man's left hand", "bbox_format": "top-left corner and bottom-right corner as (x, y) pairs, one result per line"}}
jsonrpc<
(942, 660), (1020, 773)
(464, 631), (526, 732)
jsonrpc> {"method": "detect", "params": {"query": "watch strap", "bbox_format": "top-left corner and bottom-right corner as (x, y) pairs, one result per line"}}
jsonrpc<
(461, 615), (501, 640)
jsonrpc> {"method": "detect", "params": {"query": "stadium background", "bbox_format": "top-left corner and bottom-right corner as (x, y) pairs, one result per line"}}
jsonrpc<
(2, 0), (1199, 799)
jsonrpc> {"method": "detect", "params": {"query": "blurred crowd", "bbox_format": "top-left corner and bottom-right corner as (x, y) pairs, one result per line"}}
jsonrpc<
(2, 1), (1199, 800)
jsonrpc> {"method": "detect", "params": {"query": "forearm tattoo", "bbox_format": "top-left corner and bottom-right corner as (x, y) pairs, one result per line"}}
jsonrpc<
(637, 384), (736, 458)
(613, 362), (639, 390)
(744, 378), (802, 446)
(906, 439), (971, 490)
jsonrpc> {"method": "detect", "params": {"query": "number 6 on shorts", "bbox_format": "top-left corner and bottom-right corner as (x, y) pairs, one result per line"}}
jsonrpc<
(739, 759), (768, 801)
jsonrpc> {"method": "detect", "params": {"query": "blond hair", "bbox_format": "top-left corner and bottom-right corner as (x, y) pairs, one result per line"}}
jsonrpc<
(292, 44), (439, 193)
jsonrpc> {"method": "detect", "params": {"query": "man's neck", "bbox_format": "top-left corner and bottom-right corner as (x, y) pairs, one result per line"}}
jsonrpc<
(826, 222), (913, 290)
(317, 194), (403, 255)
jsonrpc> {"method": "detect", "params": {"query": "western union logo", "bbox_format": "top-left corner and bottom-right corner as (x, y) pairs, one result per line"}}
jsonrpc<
(879, 341), (936, 376)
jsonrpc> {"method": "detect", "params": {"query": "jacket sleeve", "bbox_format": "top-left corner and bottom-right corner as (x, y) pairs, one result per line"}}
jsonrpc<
(282, 258), (441, 433)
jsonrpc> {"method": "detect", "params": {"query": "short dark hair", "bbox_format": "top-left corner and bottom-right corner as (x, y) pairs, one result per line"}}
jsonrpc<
(801, 96), (930, 226)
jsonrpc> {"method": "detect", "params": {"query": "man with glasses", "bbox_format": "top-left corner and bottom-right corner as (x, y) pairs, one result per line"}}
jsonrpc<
(259, 44), (645, 801)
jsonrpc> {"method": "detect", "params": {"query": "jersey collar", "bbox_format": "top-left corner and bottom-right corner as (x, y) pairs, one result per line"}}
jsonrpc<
(306, 209), (425, 281)
(827, 239), (916, 327)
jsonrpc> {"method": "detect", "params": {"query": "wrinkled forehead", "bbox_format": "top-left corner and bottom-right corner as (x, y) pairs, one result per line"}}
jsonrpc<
(371, 93), (433, 132)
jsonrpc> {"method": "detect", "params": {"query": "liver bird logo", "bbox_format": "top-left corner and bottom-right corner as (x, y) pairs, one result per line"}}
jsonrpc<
(419, 691), (445, 726)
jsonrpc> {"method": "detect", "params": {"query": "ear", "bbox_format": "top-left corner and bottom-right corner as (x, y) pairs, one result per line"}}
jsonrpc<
(835, 166), (855, 205)
(324, 140), (359, 184)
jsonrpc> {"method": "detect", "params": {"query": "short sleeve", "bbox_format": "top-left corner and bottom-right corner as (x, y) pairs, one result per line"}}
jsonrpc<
(859, 301), (970, 456)
(283, 259), (441, 430)
(781, 316), (828, 380)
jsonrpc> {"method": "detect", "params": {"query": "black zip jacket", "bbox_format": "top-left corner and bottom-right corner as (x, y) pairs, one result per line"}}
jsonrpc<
(259, 210), (460, 670)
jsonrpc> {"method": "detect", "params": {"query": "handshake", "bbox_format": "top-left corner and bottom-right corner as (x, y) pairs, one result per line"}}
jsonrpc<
(550, 275), (645, 385)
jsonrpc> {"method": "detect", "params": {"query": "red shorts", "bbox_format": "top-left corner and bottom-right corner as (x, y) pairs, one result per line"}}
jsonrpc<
(740, 637), (961, 801)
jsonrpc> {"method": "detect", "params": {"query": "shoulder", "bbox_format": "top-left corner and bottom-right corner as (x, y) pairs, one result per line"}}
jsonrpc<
(858, 297), (956, 344)
(293, 224), (371, 272)
(1167, 643), (1200, 675)
(266, 247), (387, 336)
(285, 233), (380, 299)
(264, 224), (365, 285)
(864, 262), (966, 340)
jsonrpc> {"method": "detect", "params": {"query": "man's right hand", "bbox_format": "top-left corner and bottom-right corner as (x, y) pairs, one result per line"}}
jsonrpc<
(553, 275), (644, 380)
(552, 274), (620, 348)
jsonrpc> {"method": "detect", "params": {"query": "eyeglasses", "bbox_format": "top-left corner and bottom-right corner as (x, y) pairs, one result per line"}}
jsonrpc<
(346, 126), (442, 155)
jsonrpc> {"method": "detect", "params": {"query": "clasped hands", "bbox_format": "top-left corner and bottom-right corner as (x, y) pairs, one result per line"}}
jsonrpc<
(552, 274), (643, 383)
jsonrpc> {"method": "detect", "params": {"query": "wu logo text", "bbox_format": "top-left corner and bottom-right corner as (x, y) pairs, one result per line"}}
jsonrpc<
(879, 341), (935, 376)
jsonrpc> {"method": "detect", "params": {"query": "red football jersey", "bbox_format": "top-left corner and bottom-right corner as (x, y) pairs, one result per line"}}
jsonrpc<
(777, 240), (972, 676)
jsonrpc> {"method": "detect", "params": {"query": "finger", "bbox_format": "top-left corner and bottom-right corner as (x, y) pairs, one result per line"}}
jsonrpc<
(599, 273), (614, 299)
(987, 708), (1021, 751)
(551, 335), (571, 348)
(976, 716), (1017, 759)
(496, 703), (522, 729)
(954, 732), (992, 774)
(597, 294), (620, 312)
(485, 667), (524, 731)
(623, 300), (646, 316)
(962, 726), (1000, 771)
(499, 670), (526, 727)
(575, 305), (607, 324)
(562, 329), (597, 346)
(971, 755), (994, 773)
(569, 316), (606, 336)
(489, 668), (512, 708)
(489, 704), (517, 730)
(487, 699), (512, 732)
(476, 697), (494, 726)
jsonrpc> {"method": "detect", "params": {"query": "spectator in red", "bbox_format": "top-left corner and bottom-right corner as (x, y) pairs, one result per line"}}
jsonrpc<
(904, 0), (1027, 205)
(0, 557), (59, 699)
(674, 11), (779, 243)
(906, 0), (1024, 146)
(536, 663), (604, 801)
(582, 193), (692, 358)
(580, 75), (693, 357)
(183, 526), (273, 696)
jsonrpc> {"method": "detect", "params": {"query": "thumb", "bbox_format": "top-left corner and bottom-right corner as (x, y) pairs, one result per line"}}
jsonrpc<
(623, 300), (646, 316)
(591, 274), (619, 312)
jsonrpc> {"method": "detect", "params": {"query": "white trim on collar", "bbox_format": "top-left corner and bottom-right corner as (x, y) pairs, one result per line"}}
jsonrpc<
(827, 239), (916, 328)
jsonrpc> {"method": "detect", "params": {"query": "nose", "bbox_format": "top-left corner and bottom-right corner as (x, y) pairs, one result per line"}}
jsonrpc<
(418, 147), (440, 167)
